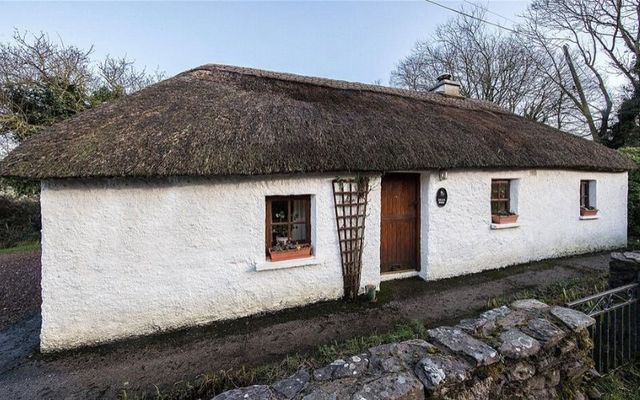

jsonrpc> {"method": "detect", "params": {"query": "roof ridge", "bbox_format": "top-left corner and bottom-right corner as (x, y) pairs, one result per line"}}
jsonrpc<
(2, 63), (633, 180)
(184, 64), (509, 114)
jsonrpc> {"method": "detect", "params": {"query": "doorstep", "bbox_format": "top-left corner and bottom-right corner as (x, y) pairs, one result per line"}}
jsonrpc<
(380, 270), (420, 282)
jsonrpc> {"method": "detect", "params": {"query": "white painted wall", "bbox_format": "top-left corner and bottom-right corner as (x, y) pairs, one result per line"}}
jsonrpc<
(39, 168), (628, 351)
(40, 175), (382, 351)
(419, 170), (628, 280)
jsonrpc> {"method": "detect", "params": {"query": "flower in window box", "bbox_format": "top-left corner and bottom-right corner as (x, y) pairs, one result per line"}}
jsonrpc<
(269, 242), (312, 262)
(580, 206), (598, 217)
(491, 210), (518, 224)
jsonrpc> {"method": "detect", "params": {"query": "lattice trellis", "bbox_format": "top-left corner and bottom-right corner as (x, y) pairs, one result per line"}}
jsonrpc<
(332, 177), (370, 300)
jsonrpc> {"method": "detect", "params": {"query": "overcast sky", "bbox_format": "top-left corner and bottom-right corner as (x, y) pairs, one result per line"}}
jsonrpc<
(0, 1), (530, 84)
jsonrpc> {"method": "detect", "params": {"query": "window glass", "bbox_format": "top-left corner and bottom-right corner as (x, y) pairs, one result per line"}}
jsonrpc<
(271, 200), (288, 223)
(580, 180), (591, 208)
(290, 224), (307, 241)
(266, 196), (311, 254)
(491, 180), (510, 214)
(491, 201), (509, 214)
(292, 199), (306, 222)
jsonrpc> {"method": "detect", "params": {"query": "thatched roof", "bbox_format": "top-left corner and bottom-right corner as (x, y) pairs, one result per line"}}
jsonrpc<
(0, 64), (634, 179)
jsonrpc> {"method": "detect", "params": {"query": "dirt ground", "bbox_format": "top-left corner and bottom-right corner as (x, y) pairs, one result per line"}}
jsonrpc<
(0, 250), (40, 330)
(0, 250), (610, 399)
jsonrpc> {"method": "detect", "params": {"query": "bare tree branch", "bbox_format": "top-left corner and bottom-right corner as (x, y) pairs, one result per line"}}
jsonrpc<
(0, 31), (164, 144)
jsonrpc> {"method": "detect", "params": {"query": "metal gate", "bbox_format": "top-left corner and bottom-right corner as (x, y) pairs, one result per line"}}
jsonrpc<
(567, 283), (639, 373)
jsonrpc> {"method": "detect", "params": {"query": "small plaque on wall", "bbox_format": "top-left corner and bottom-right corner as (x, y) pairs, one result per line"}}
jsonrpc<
(436, 188), (448, 207)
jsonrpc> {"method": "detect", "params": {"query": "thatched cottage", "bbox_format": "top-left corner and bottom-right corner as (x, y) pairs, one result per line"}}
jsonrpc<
(0, 65), (634, 351)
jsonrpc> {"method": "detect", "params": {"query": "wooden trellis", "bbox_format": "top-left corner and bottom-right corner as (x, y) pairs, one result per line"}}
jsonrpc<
(332, 177), (370, 300)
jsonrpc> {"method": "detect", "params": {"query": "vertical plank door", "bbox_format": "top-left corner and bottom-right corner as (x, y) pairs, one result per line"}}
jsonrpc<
(380, 173), (419, 273)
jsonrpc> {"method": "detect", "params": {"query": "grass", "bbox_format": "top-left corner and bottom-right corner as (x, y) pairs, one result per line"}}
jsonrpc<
(590, 360), (640, 400)
(486, 272), (609, 309)
(119, 320), (427, 400)
(0, 240), (40, 254)
(123, 270), (615, 400)
(116, 246), (640, 399)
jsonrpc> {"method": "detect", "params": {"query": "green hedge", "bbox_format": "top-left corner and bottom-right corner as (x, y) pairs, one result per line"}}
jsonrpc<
(0, 195), (41, 248)
(621, 147), (640, 237)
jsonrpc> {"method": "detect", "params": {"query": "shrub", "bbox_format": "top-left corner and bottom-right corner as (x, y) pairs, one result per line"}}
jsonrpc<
(0, 177), (40, 198)
(0, 195), (41, 248)
(620, 147), (640, 238)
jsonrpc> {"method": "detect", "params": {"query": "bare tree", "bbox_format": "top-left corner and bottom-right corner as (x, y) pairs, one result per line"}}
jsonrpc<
(520, 0), (640, 143)
(391, 7), (563, 125)
(0, 30), (164, 143)
(97, 55), (164, 97)
(0, 31), (94, 141)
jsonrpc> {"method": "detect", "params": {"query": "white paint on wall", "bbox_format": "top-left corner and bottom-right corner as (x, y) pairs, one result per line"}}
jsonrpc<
(39, 168), (628, 351)
(419, 170), (628, 281)
(40, 175), (382, 351)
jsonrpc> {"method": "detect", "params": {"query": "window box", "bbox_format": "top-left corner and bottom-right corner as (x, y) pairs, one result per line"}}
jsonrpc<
(580, 207), (598, 217)
(268, 244), (312, 262)
(492, 213), (519, 224)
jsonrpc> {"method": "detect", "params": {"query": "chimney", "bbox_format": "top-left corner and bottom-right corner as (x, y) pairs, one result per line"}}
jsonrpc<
(429, 74), (462, 98)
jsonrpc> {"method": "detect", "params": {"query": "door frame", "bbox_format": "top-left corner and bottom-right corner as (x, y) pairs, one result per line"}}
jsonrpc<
(379, 172), (421, 274)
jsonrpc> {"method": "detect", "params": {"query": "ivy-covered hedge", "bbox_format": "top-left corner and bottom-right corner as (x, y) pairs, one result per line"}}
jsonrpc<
(620, 147), (640, 237)
(0, 195), (41, 248)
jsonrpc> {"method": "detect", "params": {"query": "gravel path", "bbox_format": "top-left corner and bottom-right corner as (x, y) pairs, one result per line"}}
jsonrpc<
(0, 250), (609, 399)
(0, 250), (40, 330)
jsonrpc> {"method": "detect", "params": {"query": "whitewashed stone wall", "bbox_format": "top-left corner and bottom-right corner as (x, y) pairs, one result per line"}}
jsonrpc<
(40, 175), (382, 351)
(39, 168), (628, 351)
(419, 170), (628, 280)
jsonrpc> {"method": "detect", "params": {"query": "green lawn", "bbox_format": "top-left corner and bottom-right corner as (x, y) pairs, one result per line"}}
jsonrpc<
(0, 240), (40, 254)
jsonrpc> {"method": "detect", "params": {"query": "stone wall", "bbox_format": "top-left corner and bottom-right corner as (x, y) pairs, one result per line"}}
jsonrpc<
(213, 299), (596, 400)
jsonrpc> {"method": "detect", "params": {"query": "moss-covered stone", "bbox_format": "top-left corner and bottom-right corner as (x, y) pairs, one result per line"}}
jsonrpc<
(215, 300), (597, 400)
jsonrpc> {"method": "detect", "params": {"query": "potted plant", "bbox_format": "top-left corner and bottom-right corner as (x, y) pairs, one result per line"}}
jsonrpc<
(269, 242), (312, 262)
(580, 206), (598, 217)
(492, 210), (518, 224)
(273, 211), (289, 244)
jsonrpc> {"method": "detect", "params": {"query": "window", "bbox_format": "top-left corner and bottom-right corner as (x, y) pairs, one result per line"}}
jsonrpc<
(580, 180), (591, 208)
(490, 179), (519, 226)
(491, 180), (511, 214)
(580, 180), (598, 217)
(265, 196), (311, 259)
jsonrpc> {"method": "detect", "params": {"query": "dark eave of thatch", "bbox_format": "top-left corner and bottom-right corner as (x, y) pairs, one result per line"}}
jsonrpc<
(0, 64), (634, 180)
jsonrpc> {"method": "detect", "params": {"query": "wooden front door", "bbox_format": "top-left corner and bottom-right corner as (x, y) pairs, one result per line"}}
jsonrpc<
(380, 173), (420, 273)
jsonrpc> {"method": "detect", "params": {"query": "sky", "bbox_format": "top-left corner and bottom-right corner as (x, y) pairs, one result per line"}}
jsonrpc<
(0, 1), (530, 84)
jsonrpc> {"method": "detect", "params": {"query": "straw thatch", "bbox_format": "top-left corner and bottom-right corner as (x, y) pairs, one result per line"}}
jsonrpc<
(0, 64), (634, 179)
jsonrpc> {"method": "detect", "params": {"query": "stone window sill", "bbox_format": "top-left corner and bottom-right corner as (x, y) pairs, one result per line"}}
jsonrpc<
(256, 256), (322, 272)
(579, 215), (599, 220)
(490, 223), (520, 230)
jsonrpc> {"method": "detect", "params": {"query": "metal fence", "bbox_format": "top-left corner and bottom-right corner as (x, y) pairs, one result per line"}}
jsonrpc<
(567, 283), (639, 373)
